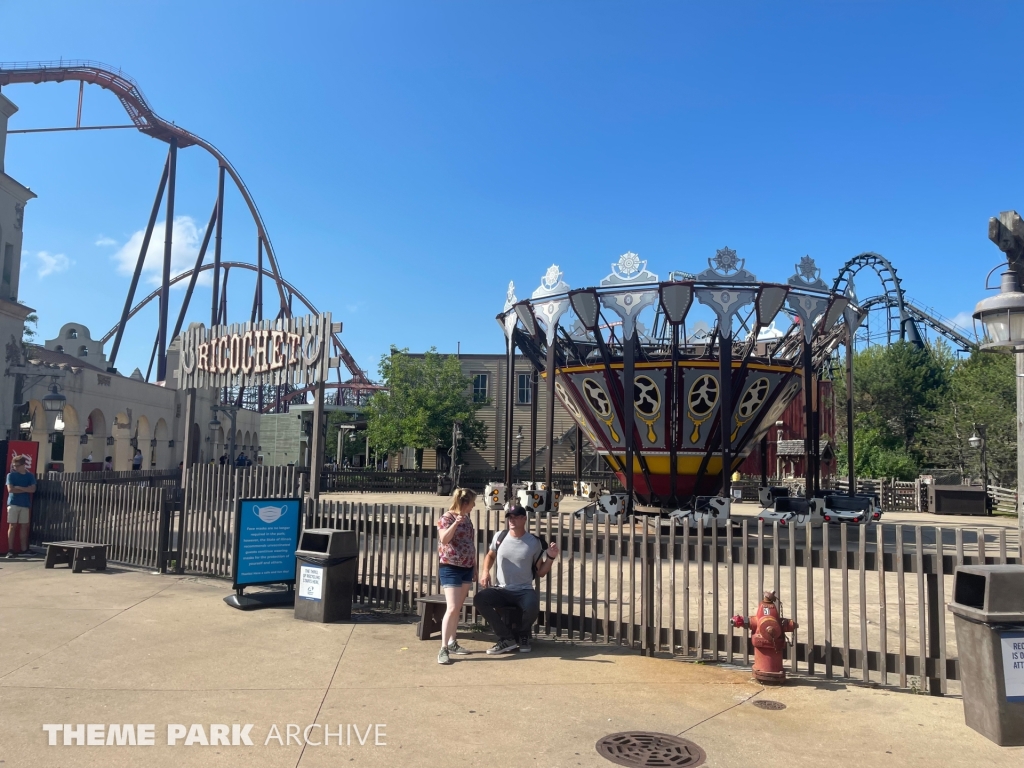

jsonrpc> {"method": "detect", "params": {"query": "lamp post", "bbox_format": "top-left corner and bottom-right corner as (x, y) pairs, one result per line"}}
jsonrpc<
(977, 210), (1024, 540)
(337, 424), (354, 467)
(449, 420), (463, 485)
(41, 381), (66, 432)
(209, 404), (238, 466)
(515, 425), (523, 484)
(968, 423), (988, 506)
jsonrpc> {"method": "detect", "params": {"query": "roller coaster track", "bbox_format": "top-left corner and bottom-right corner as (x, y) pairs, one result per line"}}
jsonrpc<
(833, 251), (977, 352)
(0, 59), (371, 385)
(860, 294), (977, 352)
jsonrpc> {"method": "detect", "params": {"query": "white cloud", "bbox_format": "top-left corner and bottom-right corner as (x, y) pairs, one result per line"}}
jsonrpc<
(112, 215), (212, 289)
(94, 236), (117, 247)
(950, 311), (976, 332)
(34, 251), (72, 278)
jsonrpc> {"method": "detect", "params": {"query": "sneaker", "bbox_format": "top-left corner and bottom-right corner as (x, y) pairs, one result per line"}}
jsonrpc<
(518, 638), (532, 653)
(447, 640), (470, 656)
(437, 646), (452, 665)
(5, 551), (15, 559)
(486, 638), (520, 655)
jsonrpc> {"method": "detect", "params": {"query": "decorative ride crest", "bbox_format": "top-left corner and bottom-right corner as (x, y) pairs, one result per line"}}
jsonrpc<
(599, 252), (659, 340)
(694, 248), (757, 339)
(696, 246), (758, 283)
(601, 251), (658, 286)
(502, 281), (518, 340)
(531, 266), (570, 345)
(787, 255), (828, 291)
(534, 265), (569, 297)
(786, 256), (830, 341)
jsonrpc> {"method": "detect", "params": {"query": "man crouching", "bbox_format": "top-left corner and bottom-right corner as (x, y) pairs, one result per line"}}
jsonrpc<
(475, 503), (559, 654)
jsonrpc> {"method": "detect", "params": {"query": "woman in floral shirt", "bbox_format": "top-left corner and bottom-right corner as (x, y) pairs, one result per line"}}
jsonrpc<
(436, 487), (477, 664)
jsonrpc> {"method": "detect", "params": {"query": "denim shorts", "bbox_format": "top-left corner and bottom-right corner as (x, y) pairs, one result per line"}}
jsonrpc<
(439, 564), (474, 587)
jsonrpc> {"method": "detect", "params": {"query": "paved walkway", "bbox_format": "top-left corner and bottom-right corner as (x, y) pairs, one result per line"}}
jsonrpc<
(1, 553), (1020, 767)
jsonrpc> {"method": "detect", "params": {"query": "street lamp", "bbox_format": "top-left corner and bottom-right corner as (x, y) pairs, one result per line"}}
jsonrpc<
(973, 270), (1024, 350)
(980, 210), (1024, 538)
(41, 382), (66, 416)
(969, 424), (989, 505)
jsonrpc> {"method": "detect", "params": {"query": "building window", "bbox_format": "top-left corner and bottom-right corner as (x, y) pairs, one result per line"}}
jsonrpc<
(78, 346), (89, 357)
(67, 328), (78, 339)
(517, 373), (532, 405)
(55, 345), (64, 354)
(2, 243), (13, 297)
(472, 373), (488, 403)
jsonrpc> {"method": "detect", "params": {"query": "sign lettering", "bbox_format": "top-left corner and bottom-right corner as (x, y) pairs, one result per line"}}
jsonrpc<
(178, 313), (339, 390)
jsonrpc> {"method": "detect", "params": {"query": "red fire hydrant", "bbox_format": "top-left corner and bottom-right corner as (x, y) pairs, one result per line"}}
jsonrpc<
(732, 591), (797, 684)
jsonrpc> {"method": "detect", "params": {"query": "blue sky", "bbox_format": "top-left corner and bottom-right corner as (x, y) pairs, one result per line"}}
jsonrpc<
(1, 1), (1022, 380)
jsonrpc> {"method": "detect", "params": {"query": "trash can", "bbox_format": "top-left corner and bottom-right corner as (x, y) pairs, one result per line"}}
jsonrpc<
(437, 475), (453, 496)
(949, 564), (1024, 746)
(295, 529), (358, 623)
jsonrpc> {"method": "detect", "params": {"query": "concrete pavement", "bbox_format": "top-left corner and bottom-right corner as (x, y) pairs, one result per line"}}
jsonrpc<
(1, 552), (1020, 768)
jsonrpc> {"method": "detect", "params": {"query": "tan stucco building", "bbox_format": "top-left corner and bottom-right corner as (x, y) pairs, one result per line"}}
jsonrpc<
(0, 91), (37, 441)
(407, 352), (589, 475)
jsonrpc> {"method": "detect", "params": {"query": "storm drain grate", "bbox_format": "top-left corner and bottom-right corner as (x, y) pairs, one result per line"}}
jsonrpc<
(596, 732), (706, 768)
(752, 699), (787, 710)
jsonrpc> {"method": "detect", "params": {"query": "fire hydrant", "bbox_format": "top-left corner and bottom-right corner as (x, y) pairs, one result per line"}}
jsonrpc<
(732, 591), (797, 684)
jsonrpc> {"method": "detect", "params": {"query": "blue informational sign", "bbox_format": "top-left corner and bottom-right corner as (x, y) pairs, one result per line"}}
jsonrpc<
(233, 498), (302, 588)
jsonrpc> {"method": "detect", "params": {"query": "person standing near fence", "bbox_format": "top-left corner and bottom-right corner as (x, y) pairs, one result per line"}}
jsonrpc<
(436, 487), (478, 665)
(5, 455), (36, 558)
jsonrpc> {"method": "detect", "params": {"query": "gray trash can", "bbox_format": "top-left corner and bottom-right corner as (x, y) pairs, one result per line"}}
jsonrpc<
(294, 529), (358, 623)
(437, 475), (453, 496)
(949, 564), (1024, 746)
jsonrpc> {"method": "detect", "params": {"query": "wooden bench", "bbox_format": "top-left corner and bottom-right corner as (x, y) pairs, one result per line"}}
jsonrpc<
(43, 541), (109, 573)
(415, 594), (521, 641)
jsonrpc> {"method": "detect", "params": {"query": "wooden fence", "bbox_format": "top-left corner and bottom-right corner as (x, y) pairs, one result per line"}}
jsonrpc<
(305, 498), (1020, 696)
(31, 479), (166, 569)
(178, 464), (302, 577)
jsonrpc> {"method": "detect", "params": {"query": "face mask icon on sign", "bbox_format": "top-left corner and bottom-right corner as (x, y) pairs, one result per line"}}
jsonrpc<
(253, 505), (285, 524)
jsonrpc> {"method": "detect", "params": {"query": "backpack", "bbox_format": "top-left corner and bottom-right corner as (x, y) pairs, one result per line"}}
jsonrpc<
(494, 529), (548, 578)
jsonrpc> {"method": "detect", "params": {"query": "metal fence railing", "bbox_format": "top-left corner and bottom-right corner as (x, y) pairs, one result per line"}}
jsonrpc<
(31, 479), (166, 570)
(320, 469), (623, 495)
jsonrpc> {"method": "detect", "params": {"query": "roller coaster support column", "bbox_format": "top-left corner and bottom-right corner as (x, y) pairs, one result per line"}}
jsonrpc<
(212, 165), (224, 326)
(157, 136), (178, 383)
(172, 200), (218, 344)
(109, 154), (169, 372)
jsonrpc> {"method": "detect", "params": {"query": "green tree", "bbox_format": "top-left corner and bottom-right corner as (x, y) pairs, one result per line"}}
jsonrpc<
(365, 347), (487, 470)
(835, 341), (951, 481)
(921, 350), (1016, 486)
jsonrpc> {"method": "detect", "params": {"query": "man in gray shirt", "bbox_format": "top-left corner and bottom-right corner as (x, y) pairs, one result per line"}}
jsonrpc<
(475, 504), (559, 654)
